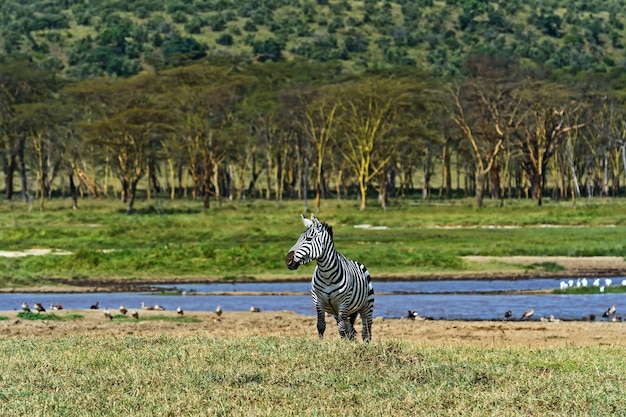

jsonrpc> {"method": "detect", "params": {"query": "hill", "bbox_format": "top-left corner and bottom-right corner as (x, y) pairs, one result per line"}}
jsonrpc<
(1, 0), (625, 79)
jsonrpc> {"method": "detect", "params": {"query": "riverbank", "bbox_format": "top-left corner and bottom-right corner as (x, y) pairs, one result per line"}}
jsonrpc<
(1, 309), (625, 348)
(2, 256), (625, 293)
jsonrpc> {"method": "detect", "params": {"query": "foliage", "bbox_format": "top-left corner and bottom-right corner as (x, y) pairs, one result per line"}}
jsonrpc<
(2, 0), (626, 78)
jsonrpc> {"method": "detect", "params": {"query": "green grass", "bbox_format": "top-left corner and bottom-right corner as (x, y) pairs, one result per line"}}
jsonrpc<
(0, 198), (625, 287)
(0, 336), (624, 416)
(554, 285), (626, 295)
(16, 311), (83, 320)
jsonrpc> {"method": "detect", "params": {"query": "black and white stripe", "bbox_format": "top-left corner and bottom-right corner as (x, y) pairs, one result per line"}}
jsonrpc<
(286, 214), (375, 342)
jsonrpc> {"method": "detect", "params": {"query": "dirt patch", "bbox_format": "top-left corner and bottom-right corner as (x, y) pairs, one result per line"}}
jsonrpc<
(1, 309), (624, 348)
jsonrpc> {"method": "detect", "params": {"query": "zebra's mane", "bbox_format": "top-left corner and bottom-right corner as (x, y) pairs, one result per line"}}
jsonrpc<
(321, 222), (333, 239)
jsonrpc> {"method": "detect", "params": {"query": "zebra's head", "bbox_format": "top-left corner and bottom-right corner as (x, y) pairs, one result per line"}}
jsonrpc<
(285, 214), (333, 270)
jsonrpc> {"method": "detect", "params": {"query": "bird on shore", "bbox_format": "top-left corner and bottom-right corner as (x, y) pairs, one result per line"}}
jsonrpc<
(504, 310), (513, 319)
(407, 310), (419, 320)
(90, 301), (99, 310)
(131, 311), (139, 319)
(603, 305), (617, 320)
(34, 303), (46, 314)
(521, 308), (534, 320)
(103, 308), (113, 320)
(50, 304), (63, 310)
(154, 304), (165, 311)
(176, 306), (184, 316)
(21, 302), (30, 313)
(141, 301), (154, 311)
(250, 306), (260, 313)
(119, 305), (128, 315)
(215, 306), (223, 317)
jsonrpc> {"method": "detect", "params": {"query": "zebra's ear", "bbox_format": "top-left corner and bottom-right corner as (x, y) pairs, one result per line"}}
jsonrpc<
(311, 214), (322, 228)
(301, 214), (313, 228)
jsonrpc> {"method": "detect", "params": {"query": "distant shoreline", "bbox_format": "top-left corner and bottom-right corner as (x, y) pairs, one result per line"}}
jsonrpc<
(1, 256), (624, 293)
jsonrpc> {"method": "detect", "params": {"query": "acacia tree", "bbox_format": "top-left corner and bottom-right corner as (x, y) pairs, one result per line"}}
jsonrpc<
(0, 59), (58, 201)
(448, 74), (524, 208)
(75, 74), (173, 213)
(13, 102), (68, 210)
(515, 81), (586, 205)
(293, 85), (340, 210)
(161, 64), (251, 208)
(335, 76), (421, 210)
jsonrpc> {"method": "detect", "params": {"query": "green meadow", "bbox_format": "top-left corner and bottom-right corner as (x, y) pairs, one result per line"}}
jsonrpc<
(0, 197), (625, 288)
(1, 198), (625, 416)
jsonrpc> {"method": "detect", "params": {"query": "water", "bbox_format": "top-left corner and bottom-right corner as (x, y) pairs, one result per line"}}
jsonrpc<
(3, 278), (625, 321)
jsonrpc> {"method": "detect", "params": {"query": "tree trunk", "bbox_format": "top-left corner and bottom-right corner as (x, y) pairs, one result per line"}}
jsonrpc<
(126, 179), (139, 214)
(476, 172), (486, 208)
(69, 170), (78, 210)
(5, 154), (16, 201)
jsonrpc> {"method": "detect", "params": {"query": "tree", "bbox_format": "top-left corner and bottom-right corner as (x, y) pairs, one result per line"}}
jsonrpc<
(515, 81), (586, 205)
(335, 76), (422, 210)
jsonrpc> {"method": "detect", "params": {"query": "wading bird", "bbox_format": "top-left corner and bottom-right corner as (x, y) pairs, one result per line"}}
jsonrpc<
(521, 308), (534, 320)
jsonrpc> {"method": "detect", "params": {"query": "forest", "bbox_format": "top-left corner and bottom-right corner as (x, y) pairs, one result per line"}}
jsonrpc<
(2, 0), (626, 212)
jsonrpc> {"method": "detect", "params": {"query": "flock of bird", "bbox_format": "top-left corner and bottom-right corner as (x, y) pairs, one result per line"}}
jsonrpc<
(403, 304), (621, 322)
(559, 277), (626, 292)
(19, 300), (260, 321)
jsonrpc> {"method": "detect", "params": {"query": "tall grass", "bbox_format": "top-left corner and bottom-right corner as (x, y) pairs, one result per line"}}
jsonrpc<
(0, 198), (625, 286)
(0, 336), (624, 416)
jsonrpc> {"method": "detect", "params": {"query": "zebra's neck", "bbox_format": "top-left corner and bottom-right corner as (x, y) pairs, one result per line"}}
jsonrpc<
(314, 243), (342, 281)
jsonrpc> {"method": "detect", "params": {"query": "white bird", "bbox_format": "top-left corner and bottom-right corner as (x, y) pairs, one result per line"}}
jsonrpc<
(250, 306), (260, 313)
(576, 279), (581, 287)
(521, 308), (535, 320)
(581, 278), (588, 287)
(605, 278), (612, 287)
(568, 279), (574, 287)
(154, 304), (165, 311)
(141, 301), (154, 311)
(176, 306), (184, 316)
(50, 304), (63, 310)
(622, 279), (626, 286)
(119, 305), (128, 315)
(559, 281), (568, 290)
(600, 286), (605, 293)
(215, 306), (223, 317)
(593, 278), (600, 287)
(21, 302), (30, 313)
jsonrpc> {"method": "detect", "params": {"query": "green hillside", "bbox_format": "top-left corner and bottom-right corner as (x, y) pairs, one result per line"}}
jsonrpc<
(1, 0), (625, 79)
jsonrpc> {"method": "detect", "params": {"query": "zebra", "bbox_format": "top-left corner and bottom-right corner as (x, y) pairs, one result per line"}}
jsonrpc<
(285, 214), (375, 342)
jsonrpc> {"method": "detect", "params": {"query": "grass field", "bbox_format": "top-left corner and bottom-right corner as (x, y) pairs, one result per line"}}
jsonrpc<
(1, 197), (625, 416)
(0, 336), (624, 416)
(0, 197), (625, 287)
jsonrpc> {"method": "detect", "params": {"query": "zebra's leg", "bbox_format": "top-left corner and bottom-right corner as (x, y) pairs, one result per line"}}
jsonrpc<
(336, 309), (356, 340)
(360, 309), (373, 343)
(316, 307), (326, 340)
